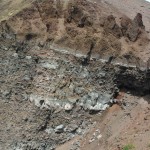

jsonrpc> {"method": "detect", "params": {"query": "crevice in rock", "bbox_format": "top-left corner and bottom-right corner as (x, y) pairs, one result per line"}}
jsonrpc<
(82, 42), (95, 66)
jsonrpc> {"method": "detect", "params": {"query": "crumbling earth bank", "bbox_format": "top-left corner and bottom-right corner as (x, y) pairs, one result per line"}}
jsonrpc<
(0, 0), (149, 59)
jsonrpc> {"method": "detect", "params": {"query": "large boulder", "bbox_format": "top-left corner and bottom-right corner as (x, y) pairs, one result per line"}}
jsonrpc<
(133, 13), (145, 29)
(121, 13), (145, 42)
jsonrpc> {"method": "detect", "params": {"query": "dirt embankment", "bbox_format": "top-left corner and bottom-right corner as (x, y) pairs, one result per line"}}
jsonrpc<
(0, 0), (149, 61)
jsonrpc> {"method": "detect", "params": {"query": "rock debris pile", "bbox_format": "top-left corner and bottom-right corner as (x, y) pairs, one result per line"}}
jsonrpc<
(0, 0), (150, 149)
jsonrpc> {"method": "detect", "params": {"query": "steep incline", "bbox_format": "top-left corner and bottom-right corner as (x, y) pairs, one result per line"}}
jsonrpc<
(0, 0), (149, 60)
(0, 0), (150, 150)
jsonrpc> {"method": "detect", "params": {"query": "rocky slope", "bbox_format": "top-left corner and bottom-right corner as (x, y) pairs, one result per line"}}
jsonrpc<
(0, 0), (150, 59)
(0, 0), (150, 150)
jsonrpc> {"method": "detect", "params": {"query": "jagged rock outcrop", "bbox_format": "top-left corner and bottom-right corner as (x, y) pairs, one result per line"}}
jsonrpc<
(121, 13), (145, 42)
(0, 0), (148, 59)
(104, 15), (122, 38)
(115, 66), (150, 95)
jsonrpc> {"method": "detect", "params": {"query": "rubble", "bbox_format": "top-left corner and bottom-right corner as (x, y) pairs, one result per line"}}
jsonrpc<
(0, 0), (150, 150)
(55, 124), (65, 133)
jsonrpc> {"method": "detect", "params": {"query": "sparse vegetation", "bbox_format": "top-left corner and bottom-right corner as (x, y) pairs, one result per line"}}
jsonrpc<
(123, 144), (135, 150)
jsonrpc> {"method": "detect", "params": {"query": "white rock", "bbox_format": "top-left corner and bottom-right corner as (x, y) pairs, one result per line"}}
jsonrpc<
(12, 53), (18, 58)
(45, 128), (54, 134)
(55, 124), (64, 133)
(97, 134), (102, 139)
(41, 62), (58, 69)
(26, 56), (32, 59)
(64, 103), (73, 111)
(89, 138), (95, 143)
(89, 92), (99, 100)
(90, 103), (109, 111)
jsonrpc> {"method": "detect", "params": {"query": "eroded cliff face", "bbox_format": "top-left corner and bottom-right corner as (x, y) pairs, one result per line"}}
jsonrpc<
(0, 0), (150, 150)
(0, 0), (149, 58)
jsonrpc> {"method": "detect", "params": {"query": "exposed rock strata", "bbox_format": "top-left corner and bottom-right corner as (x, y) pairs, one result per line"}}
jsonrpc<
(0, 0), (150, 149)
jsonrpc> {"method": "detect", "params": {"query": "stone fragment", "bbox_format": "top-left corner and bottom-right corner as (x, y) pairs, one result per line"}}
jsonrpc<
(41, 62), (58, 69)
(64, 103), (73, 111)
(26, 56), (32, 60)
(55, 124), (64, 133)
(12, 53), (18, 58)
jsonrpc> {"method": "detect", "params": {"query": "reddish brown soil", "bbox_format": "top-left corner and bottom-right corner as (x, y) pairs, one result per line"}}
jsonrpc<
(57, 93), (150, 150)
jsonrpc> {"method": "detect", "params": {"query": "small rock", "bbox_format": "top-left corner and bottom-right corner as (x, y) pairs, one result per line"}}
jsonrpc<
(89, 103), (109, 111)
(68, 97), (78, 104)
(64, 103), (73, 111)
(22, 93), (28, 101)
(74, 87), (84, 95)
(26, 56), (32, 60)
(41, 62), (58, 70)
(89, 138), (95, 143)
(69, 83), (74, 90)
(4, 47), (8, 51)
(23, 75), (31, 81)
(3, 90), (11, 97)
(12, 53), (18, 58)
(76, 128), (82, 135)
(89, 92), (99, 101)
(65, 124), (78, 132)
(45, 128), (54, 134)
(55, 124), (64, 133)
(97, 134), (102, 139)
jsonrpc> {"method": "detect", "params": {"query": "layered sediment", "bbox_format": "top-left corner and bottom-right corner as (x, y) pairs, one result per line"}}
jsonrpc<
(0, 0), (150, 149)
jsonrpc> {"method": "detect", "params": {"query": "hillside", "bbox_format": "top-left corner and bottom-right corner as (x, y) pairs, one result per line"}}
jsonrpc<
(0, 0), (150, 150)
